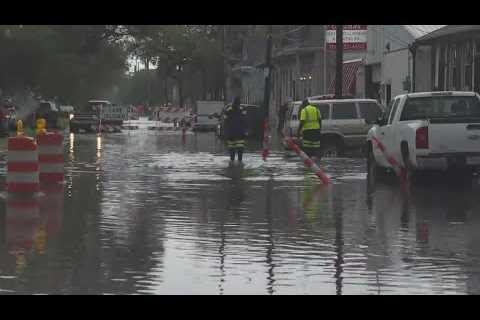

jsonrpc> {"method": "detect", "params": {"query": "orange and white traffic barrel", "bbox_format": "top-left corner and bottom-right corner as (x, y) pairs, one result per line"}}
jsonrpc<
(284, 136), (331, 185)
(7, 135), (39, 193)
(37, 131), (64, 184)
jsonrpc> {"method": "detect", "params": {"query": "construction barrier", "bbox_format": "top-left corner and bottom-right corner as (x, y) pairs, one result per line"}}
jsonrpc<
(7, 135), (39, 193)
(37, 131), (64, 184)
(370, 136), (406, 181)
(285, 137), (330, 185)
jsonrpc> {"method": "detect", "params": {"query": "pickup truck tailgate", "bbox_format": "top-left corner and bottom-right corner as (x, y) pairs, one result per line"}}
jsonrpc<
(429, 123), (480, 153)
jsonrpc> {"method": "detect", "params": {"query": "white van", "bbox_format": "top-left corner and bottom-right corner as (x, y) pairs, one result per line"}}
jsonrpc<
(284, 98), (384, 156)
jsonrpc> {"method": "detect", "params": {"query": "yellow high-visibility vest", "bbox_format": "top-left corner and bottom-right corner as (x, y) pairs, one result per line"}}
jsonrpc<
(300, 105), (321, 130)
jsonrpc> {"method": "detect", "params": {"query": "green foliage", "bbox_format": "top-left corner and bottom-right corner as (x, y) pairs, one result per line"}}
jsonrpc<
(0, 25), (128, 106)
(0, 25), (227, 108)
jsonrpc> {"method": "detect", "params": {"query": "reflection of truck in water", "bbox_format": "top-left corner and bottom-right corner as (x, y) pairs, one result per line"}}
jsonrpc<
(69, 100), (123, 133)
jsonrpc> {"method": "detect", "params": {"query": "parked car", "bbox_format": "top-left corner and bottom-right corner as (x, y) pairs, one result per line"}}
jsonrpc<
(367, 91), (480, 183)
(284, 98), (384, 157)
(216, 104), (264, 139)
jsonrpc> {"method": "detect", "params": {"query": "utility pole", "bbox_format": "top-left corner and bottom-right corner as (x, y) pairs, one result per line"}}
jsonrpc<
(409, 45), (416, 92)
(323, 26), (328, 94)
(222, 25), (227, 103)
(263, 25), (273, 118)
(335, 25), (344, 99)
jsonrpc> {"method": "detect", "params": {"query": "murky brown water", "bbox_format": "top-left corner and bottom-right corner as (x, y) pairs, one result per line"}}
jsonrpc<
(1, 129), (480, 294)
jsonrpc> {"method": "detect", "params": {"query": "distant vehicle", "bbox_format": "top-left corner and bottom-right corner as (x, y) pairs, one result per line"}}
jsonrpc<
(36, 101), (60, 129)
(59, 105), (75, 113)
(284, 98), (384, 157)
(70, 100), (123, 133)
(192, 114), (217, 132)
(367, 91), (480, 182)
(308, 94), (354, 100)
(5, 106), (17, 132)
(216, 104), (264, 139)
(196, 101), (224, 117)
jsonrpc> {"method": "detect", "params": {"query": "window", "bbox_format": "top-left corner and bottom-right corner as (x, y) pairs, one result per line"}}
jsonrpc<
(388, 99), (400, 124)
(332, 102), (357, 120)
(313, 103), (330, 120)
(400, 95), (480, 121)
(359, 102), (382, 123)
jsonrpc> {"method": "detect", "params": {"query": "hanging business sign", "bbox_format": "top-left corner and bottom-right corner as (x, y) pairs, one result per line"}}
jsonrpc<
(326, 25), (368, 50)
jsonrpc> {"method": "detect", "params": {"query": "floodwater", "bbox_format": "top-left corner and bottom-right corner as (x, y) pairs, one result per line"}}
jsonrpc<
(1, 128), (480, 295)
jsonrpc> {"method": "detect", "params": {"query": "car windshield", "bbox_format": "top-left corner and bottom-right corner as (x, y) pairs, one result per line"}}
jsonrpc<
(400, 96), (480, 121)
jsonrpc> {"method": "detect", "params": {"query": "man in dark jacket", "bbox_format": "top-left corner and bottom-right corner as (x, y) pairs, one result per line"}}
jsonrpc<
(224, 97), (248, 163)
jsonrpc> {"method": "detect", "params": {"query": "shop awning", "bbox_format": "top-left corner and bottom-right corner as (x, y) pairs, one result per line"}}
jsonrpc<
(328, 59), (363, 96)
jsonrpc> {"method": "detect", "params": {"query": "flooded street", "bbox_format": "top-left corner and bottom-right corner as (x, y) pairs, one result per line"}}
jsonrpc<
(1, 130), (480, 294)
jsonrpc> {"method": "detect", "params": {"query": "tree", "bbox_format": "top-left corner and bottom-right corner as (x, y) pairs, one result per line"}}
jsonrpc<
(0, 25), (129, 109)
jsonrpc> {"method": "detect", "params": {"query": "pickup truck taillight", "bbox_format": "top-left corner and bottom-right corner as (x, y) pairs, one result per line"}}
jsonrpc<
(416, 127), (429, 149)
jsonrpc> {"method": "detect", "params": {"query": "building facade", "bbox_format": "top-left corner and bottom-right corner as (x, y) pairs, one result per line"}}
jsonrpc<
(414, 25), (480, 94)
(224, 25), (444, 120)
(358, 25), (443, 105)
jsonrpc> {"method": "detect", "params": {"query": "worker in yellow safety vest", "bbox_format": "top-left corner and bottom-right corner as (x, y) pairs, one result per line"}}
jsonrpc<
(297, 99), (322, 159)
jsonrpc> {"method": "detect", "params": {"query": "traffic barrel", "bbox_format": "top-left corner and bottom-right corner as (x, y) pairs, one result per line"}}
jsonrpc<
(371, 136), (407, 182)
(37, 131), (64, 184)
(285, 137), (330, 185)
(7, 135), (39, 193)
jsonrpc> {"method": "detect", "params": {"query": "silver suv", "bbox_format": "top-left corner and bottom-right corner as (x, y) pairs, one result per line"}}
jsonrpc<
(284, 98), (384, 156)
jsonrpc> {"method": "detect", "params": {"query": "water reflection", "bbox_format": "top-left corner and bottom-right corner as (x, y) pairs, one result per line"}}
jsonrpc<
(265, 177), (275, 295)
(69, 133), (75, 160)
(5, 196), (40, 274)
(96, 135), (102, 160)
(1, 133), (480, 294)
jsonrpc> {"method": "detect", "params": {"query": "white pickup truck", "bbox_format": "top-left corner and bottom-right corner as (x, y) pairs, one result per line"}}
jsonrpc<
(367, 91), (480, 181)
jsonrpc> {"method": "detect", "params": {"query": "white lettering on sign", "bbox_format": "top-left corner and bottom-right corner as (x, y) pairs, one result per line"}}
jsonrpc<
(326, 25), (368, 50)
